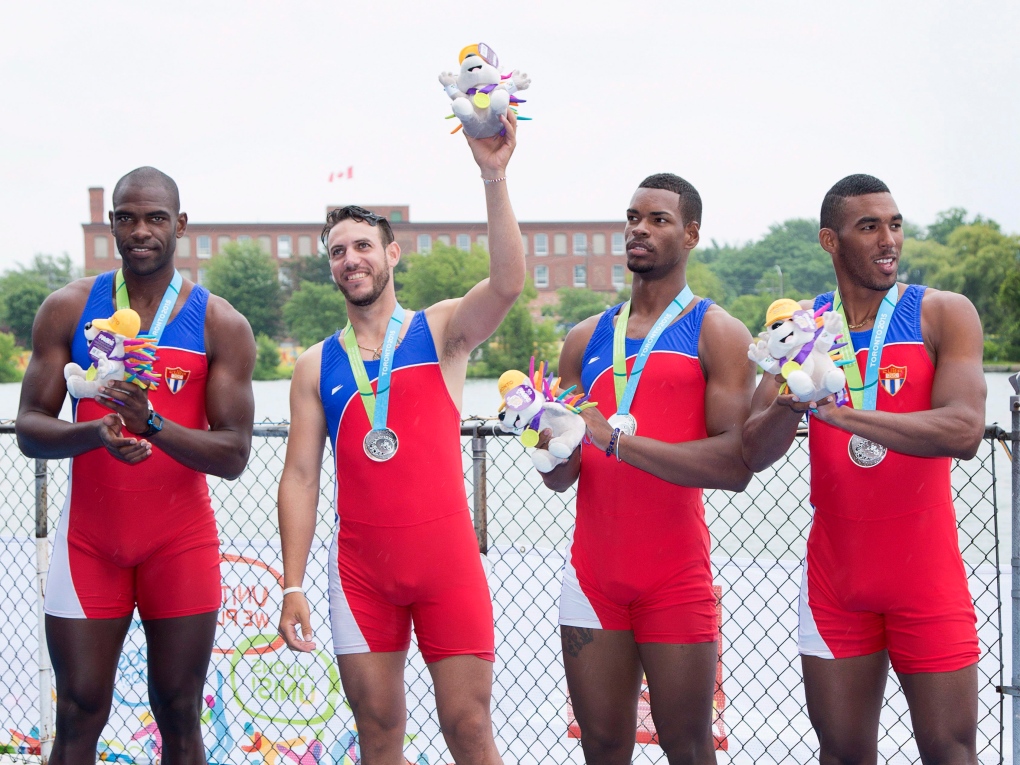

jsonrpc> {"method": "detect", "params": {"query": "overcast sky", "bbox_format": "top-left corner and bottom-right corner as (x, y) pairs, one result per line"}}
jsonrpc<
(2, 0), (1018, 273)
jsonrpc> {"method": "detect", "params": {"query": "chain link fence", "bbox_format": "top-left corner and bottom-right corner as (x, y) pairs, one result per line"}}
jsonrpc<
(0, 420), (1009, 764)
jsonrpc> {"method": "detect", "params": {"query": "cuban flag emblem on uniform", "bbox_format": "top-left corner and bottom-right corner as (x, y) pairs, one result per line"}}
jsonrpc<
(879, 364), (906, 396)
(164, 366), (190, 394)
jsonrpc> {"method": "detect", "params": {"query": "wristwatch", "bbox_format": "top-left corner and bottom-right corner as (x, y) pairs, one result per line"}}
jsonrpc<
(142, 409), (164, 437)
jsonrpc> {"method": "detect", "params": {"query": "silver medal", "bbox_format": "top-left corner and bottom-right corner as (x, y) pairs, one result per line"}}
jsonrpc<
(364, 428), (399, 462)
(848, 434), (887, 468)
(608, 413), (637, 436)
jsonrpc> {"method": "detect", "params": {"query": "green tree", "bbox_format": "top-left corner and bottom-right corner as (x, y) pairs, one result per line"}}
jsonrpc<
(687, 256), (727, 303)
(925, 208), (970, 245)
(204, 241), (283, 338)
(996, 269), (1020, 360)
(283, 282), (348, 347)
(253, 334), (289, 380)
(945, 223), (1020, 335)
(473, 280), (559, 377)
(395, 243), (490, 309)
(706, 219), (835, 299)
(547, 288), (613, 326)
(0, 274), (50, 347)
(898, 238), (957, 288)
(0, 331), (24, 382)
(727, 294), (775, 335)
(291, 253), (333, 287)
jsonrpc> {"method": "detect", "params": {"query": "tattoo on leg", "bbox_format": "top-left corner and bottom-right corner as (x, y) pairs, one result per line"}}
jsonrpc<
(563, 627), (594, 658)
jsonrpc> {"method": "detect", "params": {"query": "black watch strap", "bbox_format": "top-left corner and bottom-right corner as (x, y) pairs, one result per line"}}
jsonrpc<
(143, 410), (164, 437)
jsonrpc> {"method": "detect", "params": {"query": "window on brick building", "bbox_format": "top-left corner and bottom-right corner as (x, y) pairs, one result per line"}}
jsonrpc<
(573, 233), (587, 255)
(390, 211), (403, 222)
(593, 233), (606, 255)
(237, 235), (251, 244)
(476, 234), (488, 251)
(218, 235), (231, 253)
(554, 234), (567, 256)
(521, 233), (529, 255)
(612, 264), (625, 289)
(94, 236), (109, 259)
(198, 268), (207, 285)
(612, 232), (625, 255)
(437, 234), (451, 246)
(197, 236), (211, 259)
(417, 234), (432, 253)
(534, 233), (548, 256)
(179, 268), (192, 281)
(534, 265), (549, 288)
(278, 235), (292, 258)
(178, 236), (191, 258)
(456, 234), (470, 251)
(258, 236), (272, 255)
(298, 235), (312, 256)
(573, 265), (587, 287)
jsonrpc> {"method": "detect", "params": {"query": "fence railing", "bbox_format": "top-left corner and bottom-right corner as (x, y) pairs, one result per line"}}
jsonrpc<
(0, 420), (1012, 764)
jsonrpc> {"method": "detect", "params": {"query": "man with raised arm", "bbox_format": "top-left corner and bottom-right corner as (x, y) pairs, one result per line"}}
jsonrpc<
(742, 174), (985, 764)
(277, 114), (523, 765)
(540, 173), (755, 765)
(16, 166), (256, 765)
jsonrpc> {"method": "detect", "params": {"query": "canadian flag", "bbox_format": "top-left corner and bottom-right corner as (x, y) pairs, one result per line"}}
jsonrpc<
(329, 167), (353, 182)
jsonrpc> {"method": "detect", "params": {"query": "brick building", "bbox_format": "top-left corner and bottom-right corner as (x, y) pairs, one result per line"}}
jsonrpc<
(82, 188), (630, 302)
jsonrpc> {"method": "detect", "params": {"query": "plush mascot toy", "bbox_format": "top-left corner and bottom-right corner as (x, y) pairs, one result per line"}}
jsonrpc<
(439, 42), (531, 138)
(497, 359), (595, 473)
(748, 298), (849, 404)
(64, 308), (160, 400)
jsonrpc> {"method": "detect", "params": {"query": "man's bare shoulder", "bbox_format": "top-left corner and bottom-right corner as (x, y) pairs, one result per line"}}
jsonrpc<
(204, 292), (253, 335)
(34, 276), (99, 332)
(292, 341), (324, 391)
(920, 286), (977, 314)
(919, 286), (982, 346)
(564, 313), (603, 350)
(701, 301), (754, 343)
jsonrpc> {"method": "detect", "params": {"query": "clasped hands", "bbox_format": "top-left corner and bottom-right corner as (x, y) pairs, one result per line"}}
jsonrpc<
(95, 380), (154, 465)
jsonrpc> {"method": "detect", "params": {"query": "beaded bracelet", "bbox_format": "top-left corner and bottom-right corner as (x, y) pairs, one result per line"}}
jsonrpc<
(482, 176), (507, 184)
(605, 428), (621, 458)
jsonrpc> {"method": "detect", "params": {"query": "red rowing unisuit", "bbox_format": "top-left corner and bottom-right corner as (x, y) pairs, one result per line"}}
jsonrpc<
(45, 271), (221, 620)
(319, 310), (494, 663)
(801, 285), (979, 673)
(560, 299), (718, 644)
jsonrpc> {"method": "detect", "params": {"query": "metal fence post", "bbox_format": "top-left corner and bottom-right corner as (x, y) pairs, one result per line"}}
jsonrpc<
(35, 458), (53, 763)
(471, 427), (488, 555)
(1005, 372), (1020, 762)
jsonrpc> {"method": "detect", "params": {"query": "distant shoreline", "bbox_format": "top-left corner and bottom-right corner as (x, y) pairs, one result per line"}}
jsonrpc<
(983, 364), (1020, 373)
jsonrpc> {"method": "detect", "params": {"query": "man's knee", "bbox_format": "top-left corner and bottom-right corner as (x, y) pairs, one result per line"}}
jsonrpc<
(656, 723), (715, 765)
(55, 688), (114, 739)
(915, 732), (977, 765)
(440, 703), (494, 749)
(576, 718), (636, 761)
(150, 692), (203, 738)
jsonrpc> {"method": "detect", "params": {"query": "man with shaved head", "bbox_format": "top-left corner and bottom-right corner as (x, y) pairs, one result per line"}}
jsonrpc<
(17, 167), (256, 765)
(742, 174), (985, 763)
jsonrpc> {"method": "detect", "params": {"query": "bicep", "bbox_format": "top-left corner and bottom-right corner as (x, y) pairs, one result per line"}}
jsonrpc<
(205, 312), (256, 433)
(282, 354), (328, 486)
(443, 280), (516, 356)
(929, 296), (986, 419)
(557, 320), (597, 393)
(19, 299), (74, 418)
(702, 316), (756, 438)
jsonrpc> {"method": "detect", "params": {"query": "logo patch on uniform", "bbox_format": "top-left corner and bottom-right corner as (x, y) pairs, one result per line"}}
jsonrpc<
(164, 367), (191, 394)
(879, 364), (907, 396)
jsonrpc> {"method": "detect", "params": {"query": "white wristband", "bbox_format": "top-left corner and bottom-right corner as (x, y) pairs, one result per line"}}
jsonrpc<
(444, 84), (460, 98)
(281, 586), (304, 596)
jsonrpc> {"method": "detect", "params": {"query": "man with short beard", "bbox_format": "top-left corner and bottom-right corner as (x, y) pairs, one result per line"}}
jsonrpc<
(16, 166), (256, 765)
(742, 174), (985, 764)
(277, 114), (524, 765)
(539, 173), (755, 765)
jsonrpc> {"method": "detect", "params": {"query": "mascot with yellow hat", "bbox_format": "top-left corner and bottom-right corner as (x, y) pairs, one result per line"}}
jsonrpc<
(64, 308), (160, 400)
(439, 43), (530, 138)
(748, 298), (848, 403)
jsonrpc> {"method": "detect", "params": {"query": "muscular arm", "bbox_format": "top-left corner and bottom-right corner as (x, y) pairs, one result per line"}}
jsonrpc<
(538, 318), (599, 492)
(16, 282), (147, 462)
(585, 305), (755, 491)
(741, 374), (808, 472)
(431, 113), (525, 364)
(104, 295), (256, 479)
(277, 346), (327, 651)
(809, 289), (986, 459)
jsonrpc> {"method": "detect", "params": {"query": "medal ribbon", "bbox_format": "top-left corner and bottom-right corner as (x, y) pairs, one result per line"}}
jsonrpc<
(115, 269), (183, 344)
(612, 284), (694, 415)
(343, 304), (406, 430)
(833, 285), (899, 411)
